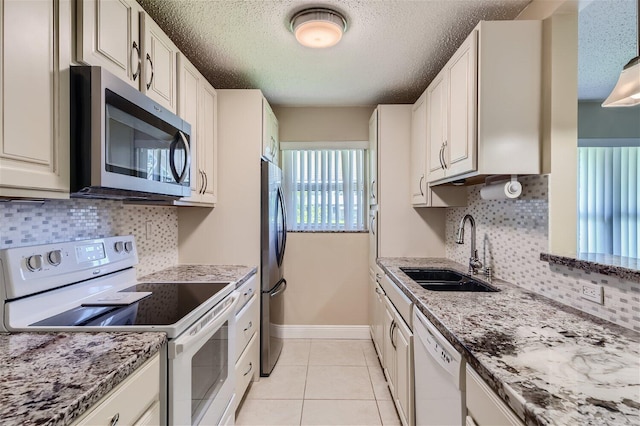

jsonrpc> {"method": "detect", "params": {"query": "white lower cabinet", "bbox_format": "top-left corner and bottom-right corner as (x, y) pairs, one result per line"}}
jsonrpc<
(382, 291), (414, 426)
(234, 275), (259, 411)
(72, 354), (161, 426)
(368, 269), (385, 363)
(466, 365), (524, 426)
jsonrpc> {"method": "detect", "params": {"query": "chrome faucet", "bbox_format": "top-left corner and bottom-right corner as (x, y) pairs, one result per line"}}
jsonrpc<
(455, 214), (483, 274)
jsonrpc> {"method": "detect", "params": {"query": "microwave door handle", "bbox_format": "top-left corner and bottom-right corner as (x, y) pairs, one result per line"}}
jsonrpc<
(169, 131), (191, 184)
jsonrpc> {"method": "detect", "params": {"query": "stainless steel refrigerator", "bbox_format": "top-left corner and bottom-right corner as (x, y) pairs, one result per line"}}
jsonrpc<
(260, 158), (287, 376)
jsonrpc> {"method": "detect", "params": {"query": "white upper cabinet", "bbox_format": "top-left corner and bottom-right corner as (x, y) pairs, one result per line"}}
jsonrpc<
(176, 53), (217, 207)
(411, 85), (467, 207)
(369, 109), (378, 206)
(410, 92), (428, 205)
(0, 0), (71, 199)
(262, 100), (279, 165)
(140, 13), (179, 113)
(427, 20), (542, 185)
(76, 0), (142, 88)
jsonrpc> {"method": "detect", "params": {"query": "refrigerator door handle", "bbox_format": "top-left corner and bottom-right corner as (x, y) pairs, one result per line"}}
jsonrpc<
(270, 278), (287, 298)
(276, 186), (288, 266)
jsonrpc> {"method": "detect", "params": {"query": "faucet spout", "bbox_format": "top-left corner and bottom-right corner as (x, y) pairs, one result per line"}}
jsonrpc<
(455, 214), (482, 274)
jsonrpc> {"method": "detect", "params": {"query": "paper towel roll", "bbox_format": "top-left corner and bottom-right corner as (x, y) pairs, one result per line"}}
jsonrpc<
(480, 180), (522, 200)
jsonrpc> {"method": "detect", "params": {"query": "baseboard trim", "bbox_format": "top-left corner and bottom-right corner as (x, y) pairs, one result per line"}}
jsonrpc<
(271, 324), (371, 339)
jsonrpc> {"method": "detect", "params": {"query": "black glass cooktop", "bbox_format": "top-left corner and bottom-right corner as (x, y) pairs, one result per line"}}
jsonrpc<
(31, 282), (230, 327)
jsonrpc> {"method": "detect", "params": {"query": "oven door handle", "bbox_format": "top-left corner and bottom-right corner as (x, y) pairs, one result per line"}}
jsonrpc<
(168, 292), (239, 359)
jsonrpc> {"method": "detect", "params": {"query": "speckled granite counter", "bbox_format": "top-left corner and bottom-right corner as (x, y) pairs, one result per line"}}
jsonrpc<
(138, 264), (257, 288)
(0, 332), (166, 426)
(378, 257), (640, 426)
(540, 252), (640, 283)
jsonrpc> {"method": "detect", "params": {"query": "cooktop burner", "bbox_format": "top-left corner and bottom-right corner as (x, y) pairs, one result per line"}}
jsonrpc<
(31, 282), (230, 327)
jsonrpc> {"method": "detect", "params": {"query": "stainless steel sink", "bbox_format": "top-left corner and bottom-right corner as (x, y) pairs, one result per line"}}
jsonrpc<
(399, 268), (499, 292)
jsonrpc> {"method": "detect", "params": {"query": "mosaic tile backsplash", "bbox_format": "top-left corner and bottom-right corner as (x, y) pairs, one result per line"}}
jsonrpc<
(0, 199), (178, 277)
(446, 175), (640, 332)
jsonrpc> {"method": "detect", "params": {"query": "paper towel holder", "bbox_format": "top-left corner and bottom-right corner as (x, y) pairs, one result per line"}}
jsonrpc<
(480, 175), (522, 200)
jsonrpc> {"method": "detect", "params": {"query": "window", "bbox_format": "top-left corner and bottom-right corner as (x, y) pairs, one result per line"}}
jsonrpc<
(282, 143), (367, 231)
(577, 143), (639, 257)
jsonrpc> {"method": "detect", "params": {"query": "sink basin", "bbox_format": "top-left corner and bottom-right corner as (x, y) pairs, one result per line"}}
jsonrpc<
(399, 267), (499, 292)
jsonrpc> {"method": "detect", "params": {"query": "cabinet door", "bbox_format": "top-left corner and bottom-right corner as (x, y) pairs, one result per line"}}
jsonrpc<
(426, 70), (447, 183)
(177, 54), (201, 199)
(369, 109), (378, 206)
(383, 297), (396, 392)
(394, 312), (414, 426)
(262, 100), (278, 164)
(141, 13), (178, 112)
(447, 30), (477, 178)
(410, 91), (428, 205)
(373, 276), (385, 363)
(0, 0), (70, 199)
(199, 81), (218, 203)
(76, 0), (141, 88)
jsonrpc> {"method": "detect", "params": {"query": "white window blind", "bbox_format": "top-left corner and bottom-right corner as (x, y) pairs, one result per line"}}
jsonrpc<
(282, 148), (366, 231)
(578, 146), (639, 257)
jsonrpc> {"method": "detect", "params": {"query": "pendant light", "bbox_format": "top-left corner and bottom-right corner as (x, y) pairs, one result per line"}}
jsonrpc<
(602, 0), (640, 107)
(290, 8), (347, 48)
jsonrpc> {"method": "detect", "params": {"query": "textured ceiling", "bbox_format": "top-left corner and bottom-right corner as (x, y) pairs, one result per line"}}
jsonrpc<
(578, 0), (638, 102)
(137, 0), (530, 106)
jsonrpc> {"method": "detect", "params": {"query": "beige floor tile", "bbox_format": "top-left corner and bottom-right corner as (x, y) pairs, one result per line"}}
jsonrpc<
(362, 340), (382, 367)
(377, 400), (402, 426)
(279, 340), (312, 366)
(368, 365), (392, 401)
(305, 365), (375, 400)
(301, 400), (382, 425)
(236, 399), (303, 425)
(309, 339), (367, 366)
(246, 365), (307, 399)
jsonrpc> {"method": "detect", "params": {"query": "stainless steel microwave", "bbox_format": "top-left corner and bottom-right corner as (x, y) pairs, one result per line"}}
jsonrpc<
(70, 66), (191, 200)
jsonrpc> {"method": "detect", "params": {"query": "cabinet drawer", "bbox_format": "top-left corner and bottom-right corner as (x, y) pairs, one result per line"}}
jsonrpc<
(236, 275), (258, 313)
(235, 332), (259, 409)
(382, 274), (413, 328)
(73, 354), (160, 426)
(466, 365), (523, 426)
(235, 293), (259, 359)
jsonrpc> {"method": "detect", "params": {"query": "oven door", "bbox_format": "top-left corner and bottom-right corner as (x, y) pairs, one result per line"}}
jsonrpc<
(168, 292), (238, 426)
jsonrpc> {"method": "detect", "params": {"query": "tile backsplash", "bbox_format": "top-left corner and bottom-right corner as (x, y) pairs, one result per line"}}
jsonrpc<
(0, 199), (178, 277)
(446, 175), (640, 332)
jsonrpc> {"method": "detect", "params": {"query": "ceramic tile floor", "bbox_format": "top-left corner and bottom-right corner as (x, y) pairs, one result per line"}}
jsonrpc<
(235, 339), (401, 426)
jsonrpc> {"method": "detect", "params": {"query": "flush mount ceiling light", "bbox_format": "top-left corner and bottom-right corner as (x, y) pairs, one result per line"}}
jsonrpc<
(290, 8), (347, 48)
(602, 0), (640, 107)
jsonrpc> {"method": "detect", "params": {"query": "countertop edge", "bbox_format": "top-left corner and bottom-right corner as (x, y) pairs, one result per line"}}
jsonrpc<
(540, 252), (640, 283)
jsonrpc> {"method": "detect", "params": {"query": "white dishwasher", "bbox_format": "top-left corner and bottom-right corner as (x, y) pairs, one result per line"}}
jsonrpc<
(413, 308), (466, 426)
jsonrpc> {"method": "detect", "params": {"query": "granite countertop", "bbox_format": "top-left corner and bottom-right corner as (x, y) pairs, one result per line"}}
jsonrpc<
(138, 264), (257, 289)
(540, 252), (640, 283)
(378, 257), (640, 426)
(0, 332), (166, 426)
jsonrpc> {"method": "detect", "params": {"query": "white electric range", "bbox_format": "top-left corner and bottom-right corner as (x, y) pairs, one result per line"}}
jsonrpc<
(0, 236), (238, 425)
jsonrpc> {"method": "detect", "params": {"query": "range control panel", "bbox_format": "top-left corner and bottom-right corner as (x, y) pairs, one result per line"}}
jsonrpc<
(0, 236), (138, 301)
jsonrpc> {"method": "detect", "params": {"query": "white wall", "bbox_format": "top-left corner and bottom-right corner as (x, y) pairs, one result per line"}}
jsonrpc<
(274, 106), (374, 326)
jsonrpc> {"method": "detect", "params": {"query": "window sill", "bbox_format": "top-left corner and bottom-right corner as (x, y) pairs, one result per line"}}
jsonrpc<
(287, 230), (369, 234)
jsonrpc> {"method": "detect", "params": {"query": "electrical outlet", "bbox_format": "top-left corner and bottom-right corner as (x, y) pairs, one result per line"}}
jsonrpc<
(581, 283), (604, 304)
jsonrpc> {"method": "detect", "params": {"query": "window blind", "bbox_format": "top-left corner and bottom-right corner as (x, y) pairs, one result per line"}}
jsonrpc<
(578, 146), (639, 257)
(282, 149), (366, 231)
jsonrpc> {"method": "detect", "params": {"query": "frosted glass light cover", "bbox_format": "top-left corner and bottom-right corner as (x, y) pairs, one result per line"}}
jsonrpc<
(295, 20), (343, 48)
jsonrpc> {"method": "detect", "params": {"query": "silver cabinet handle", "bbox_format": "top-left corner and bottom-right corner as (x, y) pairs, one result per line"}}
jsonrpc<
(389, 320), (396, 349)
(145, 53), (154, 90)
(110, 413), (120, 426)
(243, 362), (253, 376)
(442, 140), (448, 170)
(439, 145), (445, 170)
(198, 170), (205, 194)
(375, 287), (383, 295)
(375, 273), (382, 279)
(131, 41), (141, 81)
(391, 322), (397, 349)
(419, 175), (424, 196)
(244, 321), (252, 332)
(371, 179), (376, 200)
